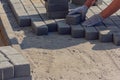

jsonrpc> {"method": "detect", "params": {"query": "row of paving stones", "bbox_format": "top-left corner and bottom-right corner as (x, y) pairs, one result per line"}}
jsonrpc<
(8, 0), (120, 46)
(0, 46), (31, 80)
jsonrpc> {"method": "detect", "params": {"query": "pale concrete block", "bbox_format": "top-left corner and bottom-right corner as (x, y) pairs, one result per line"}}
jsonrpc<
(7, 54), (30, 77)
(0, 46), (19, 56)
(31, 18), (48, 35)
(47, 11), (68, 19)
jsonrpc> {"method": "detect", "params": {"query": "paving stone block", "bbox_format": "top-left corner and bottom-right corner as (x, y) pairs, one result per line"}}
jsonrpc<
(24, 5), (35, 11)
(8, 76), (32, 80)
(31, 18), (48, 35)
(46, 4), (68, 12)
(66, 14), (82, 25)
(20, 0), (32, 6)
(7, 54), (30, 77)
(27, 10), (40, 18)
(0, 53), (8, 62)
(113, 32), (120, 46)
(37, 8), (57, 32)
(47, 0), (69, 4)
(0, 68), (2, 80)
(9, 2), (24, 10)
(99, 26), (120, 42)
(99, 30), (113, 42)
(0, 61), (14, 80)
(72, 0), (86, 5)
(9, 2), (31, 27)
(33, 2), (44, 8)
(72, 0), (102, 5)
(94, 0), (103, 5)
(0, 46), (19, 56)
(0, 5), (5, 14)
(84, 27), (98, 40)
(9, 0), (21, 4)
(46, 0), (69, 19)
(17, 16), (31, 27)
(71, 25), (85, 38)
(57, 19), (71, 35)
(47, 11), (68, 19)
(95, 26), (107, 31)
(45, 20), (58, 32)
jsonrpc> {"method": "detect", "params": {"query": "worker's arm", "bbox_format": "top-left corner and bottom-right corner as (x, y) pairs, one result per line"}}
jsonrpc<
(100, 0), (120, 18)
(83, 0), (120, 27)
(68, 0), (96, 21)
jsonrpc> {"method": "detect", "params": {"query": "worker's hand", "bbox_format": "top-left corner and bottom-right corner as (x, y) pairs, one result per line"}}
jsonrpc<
(69, 5), (88, 21)
(82, 14), (104, 27)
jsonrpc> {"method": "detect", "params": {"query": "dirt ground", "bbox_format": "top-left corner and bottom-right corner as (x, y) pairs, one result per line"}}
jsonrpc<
(1, 0), (120, 80)
(16, 28), (120, 80)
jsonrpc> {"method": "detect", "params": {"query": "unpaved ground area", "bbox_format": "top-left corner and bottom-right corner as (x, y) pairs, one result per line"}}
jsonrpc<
(1, 0), (120, 80)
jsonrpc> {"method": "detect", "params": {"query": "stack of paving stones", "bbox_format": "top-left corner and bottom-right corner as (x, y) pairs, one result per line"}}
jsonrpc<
(8, 0), (31, 27)
(44, 0), (69, 19)
(0, 46), (31, 80)
(7, 0), (120, 46)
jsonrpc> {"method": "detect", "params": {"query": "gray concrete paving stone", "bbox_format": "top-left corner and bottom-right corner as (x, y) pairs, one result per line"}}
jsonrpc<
(47, 11), (68, 19)
(66, 14), (82, 25)
(7, 54), (30, 77)
(37, 8), (57, 32)
(84, 27), (99, 40)
(0, 61), (14, 80)
(32, 19), (48, 35)
(56, 19), (71, 35)
(113, 32), (120, 46)
(71, 25), (85, 38)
